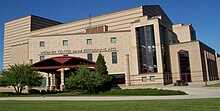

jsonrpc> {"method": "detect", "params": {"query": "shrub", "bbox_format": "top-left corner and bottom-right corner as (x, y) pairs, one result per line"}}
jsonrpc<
(41, 90), (47, 94)
(96, 88), (187, 96)
(174, 80), (189, 86)
(28, 89), (40, 94)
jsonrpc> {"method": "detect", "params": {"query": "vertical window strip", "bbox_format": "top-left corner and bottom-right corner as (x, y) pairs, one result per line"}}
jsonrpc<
(112, 52), (117, 64)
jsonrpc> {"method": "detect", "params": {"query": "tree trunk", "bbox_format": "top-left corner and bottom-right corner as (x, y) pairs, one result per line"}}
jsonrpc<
(13, 86), (19, 93)
(19, 87), (23, 93)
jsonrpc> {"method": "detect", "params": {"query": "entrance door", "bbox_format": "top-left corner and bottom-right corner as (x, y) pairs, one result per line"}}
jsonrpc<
(55, 74), (61, 89)
(178, 50), (191, 82)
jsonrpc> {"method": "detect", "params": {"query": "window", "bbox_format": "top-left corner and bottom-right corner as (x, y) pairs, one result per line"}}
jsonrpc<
(150, 76), (155, 81)
(63, 40), (68, 46)
(136, 25), (157, 74)
(63, 54), (68, 56)
(87, 53), (93, 61)
(111, 37), (116, 43)
(40, 78), (46, 87)
(112, 52), (117, 64)
(86, 39), (92, 44)
(40, 56), (45, 60)
(39, 41), (45, 47)
(142, 76), (147, 82)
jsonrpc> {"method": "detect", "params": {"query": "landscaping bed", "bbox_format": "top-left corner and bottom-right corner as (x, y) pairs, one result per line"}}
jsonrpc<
(0, 88), (187, 97)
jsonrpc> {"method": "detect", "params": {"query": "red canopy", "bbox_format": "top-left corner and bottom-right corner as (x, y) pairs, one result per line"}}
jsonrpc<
(32, 56), (96, 73)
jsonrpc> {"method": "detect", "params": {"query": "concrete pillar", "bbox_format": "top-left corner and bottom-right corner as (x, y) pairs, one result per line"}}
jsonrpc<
(125, 54), (131, 86)
(46, 73), (50, 90)
(204, 50), (209, 86)
(60, 68), (65, 91)
(28, 59), (33, 65)
(50, 74), (55, 90)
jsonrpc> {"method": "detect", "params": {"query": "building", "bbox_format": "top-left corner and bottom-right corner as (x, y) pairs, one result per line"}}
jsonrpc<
(3, 5), (220, 91)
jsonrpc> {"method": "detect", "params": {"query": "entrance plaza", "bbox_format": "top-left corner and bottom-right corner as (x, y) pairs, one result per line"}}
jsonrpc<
(3, 5), (220, 90)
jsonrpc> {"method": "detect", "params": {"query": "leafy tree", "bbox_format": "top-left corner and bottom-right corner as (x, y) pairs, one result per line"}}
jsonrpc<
(65, 66), (104, 93)
(0, 64), (43, 94)
(65, 54), (112, 93)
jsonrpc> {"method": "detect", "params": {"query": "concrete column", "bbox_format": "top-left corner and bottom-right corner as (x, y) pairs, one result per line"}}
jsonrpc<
(46, 73), (50, 90)
(28, 59), (33, 65)
(60, 68), (65, 91)
(125, 54), (131, 86)
(50, 74), (55, 91)
(204, 50), (209, 85)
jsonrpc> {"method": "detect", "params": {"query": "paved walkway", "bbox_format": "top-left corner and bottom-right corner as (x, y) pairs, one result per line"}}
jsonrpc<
(1, 86), (220, 101)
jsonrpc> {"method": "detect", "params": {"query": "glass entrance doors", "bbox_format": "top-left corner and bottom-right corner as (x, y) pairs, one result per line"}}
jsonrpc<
(178, 50), (191, 82)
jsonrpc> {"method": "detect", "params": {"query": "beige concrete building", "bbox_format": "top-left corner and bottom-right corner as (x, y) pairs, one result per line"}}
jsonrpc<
(3, 5), (220, 90)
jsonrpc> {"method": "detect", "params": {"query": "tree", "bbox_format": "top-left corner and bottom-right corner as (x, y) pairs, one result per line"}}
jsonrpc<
(65, 54), (112, 93)
(95, 53), (108, 75)
(0, 64), (43, 94)
(95, 53), (112, 90)
(65, 66), (105, 93)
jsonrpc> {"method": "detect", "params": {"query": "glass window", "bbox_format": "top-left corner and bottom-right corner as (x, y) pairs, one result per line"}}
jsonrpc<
(136, 25), (157, 74)
(40, 56), (45, 60)
(40, 78), (46, 87)
(39, 41), (45, 47)
(86, 39), (92, 44)
(87, 53), (92, 61)
(63, 54), (68, 56)
(150, 76), (155, 81)
(142, 76), (147, 82)
(111, 37), (116, 43)
(112, 52), (117, 64)
(63, 40), (68, 46)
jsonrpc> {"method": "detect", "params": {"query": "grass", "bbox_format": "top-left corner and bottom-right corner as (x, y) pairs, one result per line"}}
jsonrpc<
(0, 88), (187, 97)
(207, 83), (220, 87)
(0, 99), (220, 111)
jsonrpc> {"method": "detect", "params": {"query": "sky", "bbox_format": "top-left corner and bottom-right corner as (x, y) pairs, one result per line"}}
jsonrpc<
(0, 0), (220, 70)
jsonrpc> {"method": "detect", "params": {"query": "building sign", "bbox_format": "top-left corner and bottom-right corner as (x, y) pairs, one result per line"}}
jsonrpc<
(39, 47), (118, 55)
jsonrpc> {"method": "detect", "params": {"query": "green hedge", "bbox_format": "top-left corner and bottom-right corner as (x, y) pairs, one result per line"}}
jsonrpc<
(96, 88), (187, 96)
(0, 88), (187, 97)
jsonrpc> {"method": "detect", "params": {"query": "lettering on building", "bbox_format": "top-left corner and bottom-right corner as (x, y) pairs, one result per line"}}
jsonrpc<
(39, 47), (118, 55)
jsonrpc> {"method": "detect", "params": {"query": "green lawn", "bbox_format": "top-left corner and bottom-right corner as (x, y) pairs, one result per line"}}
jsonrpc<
(0, 99), (220, 111)
(207, 83), (220, 87)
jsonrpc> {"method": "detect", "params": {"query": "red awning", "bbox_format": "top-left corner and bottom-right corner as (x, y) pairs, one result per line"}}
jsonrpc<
(32, 56), (96, 73)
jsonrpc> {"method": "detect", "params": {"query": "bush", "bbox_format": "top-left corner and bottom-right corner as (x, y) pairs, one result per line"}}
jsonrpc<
(41, 90), (47, 94)
(96, 88), (187, 96)
(28, 89), (40, 94)
(174, 80), (189, 86)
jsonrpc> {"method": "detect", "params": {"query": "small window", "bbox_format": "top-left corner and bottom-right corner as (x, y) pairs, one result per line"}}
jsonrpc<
(63, 40), (68, 46)
(39, 41), (45, 47)
(111, 37), (116, 43)
(86, 39), (92, 44)
(142, 76), (147, 82)
(63, 54), (68, 56)
(150, 76), (155, 81)
(112, 52), (117, 64)
(87, 53), (93, 61)
(40, 56), (45, 60)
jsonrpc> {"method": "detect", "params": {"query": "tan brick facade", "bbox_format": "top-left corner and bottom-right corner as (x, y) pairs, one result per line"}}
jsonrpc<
(3, 5), (220, 90)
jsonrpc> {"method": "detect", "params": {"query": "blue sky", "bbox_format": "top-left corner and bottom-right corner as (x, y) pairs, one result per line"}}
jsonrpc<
(0, 0), (220, 70)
